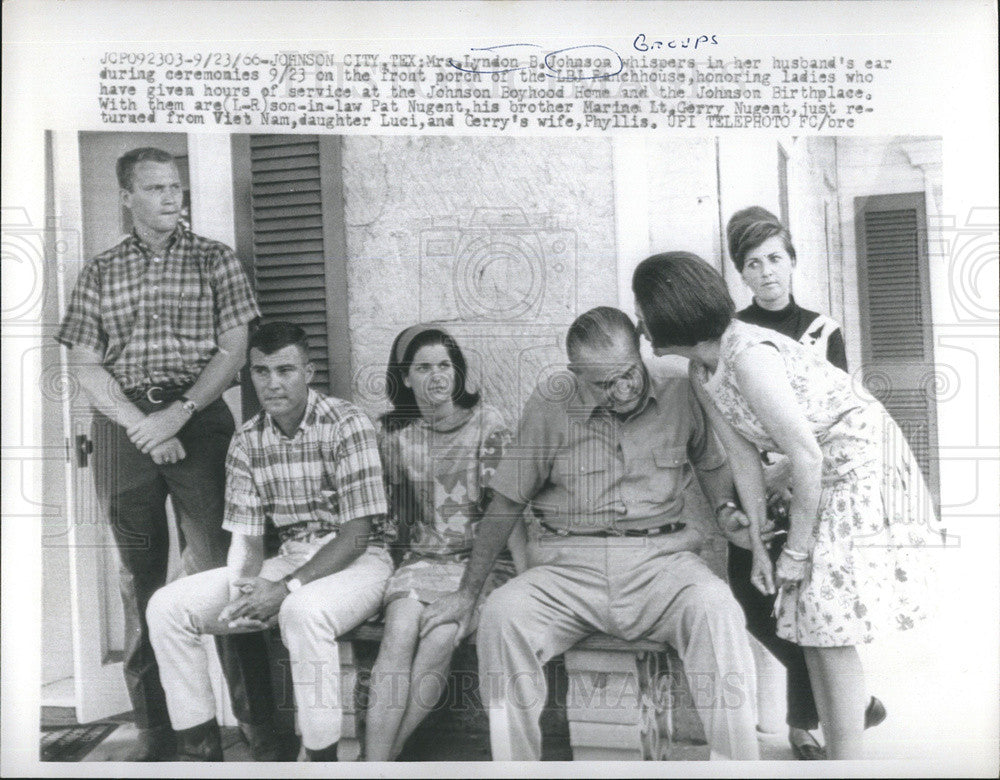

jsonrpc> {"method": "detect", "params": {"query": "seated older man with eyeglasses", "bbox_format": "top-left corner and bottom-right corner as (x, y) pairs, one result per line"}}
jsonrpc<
(420, 306), (760, 762)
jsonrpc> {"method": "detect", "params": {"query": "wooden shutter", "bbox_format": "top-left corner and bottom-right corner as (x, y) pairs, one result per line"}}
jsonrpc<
(248, 136), (331, 387)
(855, 192), (939, 506)
(232, 135), (352, 410)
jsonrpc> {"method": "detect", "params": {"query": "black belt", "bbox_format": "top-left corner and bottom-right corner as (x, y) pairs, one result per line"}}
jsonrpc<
(539, 519), (687, 538)
(123, 383), (192, 405)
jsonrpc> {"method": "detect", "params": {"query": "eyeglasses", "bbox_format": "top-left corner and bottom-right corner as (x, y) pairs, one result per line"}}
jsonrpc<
(602, 362), (643, 391)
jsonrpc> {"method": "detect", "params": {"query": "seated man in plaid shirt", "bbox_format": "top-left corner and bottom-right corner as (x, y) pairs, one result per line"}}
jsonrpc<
(148, 321), (394, 761)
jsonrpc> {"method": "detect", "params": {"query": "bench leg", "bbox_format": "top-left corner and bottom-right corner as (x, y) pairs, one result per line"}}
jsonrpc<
(564, 648), (674, 761)
(337, 640), (362, 761)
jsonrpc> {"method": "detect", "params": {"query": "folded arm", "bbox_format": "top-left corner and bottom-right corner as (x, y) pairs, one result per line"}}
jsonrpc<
(127, 325), (249, 453)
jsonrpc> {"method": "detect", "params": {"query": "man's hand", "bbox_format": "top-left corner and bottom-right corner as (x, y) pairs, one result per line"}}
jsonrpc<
(148, 437), (186, 466)
(127, 405), (189, 454)
(419, 589), (476, 647)
(751, 549), (776, 595)
(717, 505), (777, 549)
(217, 576), (288, 627)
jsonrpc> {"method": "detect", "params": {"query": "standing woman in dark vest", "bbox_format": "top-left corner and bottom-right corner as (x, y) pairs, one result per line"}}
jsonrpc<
(724, 207), (881, 759)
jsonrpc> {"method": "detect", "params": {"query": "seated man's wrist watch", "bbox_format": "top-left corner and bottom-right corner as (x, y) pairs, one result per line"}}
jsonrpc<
(177, 395), (198, 416)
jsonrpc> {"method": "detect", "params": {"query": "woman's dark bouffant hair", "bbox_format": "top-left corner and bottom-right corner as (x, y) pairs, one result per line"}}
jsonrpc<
(379, 327), (480, 432)
(726, 206), (797, 273)
(632, 251), (735, 348)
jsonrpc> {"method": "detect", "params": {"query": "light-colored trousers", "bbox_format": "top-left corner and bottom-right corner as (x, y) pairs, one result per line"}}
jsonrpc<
(147, 536), (392, 750)
(477, 531), (760, 761)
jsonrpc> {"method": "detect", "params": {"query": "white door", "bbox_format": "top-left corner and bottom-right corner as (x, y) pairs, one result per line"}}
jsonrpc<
(51, 129), (132, 722)
(51, 130), (235, 725)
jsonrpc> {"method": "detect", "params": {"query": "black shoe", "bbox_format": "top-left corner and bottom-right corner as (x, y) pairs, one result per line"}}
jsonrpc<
(239, 721), (300, 761)
(106, 724), (176, 761)
(790, 730), (826, 760)
(864, 696), (887, 729)
(305, 741), (338, 762)
(175, 718), (223, 761)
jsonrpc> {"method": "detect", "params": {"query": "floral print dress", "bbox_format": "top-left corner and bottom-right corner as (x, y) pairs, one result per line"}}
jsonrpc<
(380, 404), (514, 611)
(693, 321), (936, 647)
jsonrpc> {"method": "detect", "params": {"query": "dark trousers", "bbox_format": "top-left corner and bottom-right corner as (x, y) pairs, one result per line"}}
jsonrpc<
(91, 397), (275, 730)
(727, 542), (819, 731)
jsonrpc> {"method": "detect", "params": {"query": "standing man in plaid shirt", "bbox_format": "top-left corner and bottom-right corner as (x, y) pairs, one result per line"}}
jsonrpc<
(56, 147), (278, 760)
(148, 321), (394, 761)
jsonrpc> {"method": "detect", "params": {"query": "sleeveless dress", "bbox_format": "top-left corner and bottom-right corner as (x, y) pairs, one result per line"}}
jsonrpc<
(380, 404), (514, 614)
(693, 321), (937, 647)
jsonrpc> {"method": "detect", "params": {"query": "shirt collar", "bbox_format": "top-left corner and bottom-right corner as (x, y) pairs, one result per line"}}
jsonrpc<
(264, 388), (319, 438)
(579, 361), (659, 422)
(127, 220), (189, 256)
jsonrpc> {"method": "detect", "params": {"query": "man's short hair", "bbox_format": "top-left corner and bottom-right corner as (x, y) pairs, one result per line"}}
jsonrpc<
(726, 206), (797, 273)
(116, 147), (177, 191)
(632, 252), (735, 348)
(566, 306), (640, 361)
(249, 321), (310, 360)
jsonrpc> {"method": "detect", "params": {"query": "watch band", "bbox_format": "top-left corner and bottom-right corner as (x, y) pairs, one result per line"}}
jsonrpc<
(715, 499), (739, 516)
(178, 395), (197, 416)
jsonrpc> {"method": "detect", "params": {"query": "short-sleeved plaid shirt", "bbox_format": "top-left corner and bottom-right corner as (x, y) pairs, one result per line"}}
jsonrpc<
(55, 222), (260, 392)
(223, 388), (390, 546)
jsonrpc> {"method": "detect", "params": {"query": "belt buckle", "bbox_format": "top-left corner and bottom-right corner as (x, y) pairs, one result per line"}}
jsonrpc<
(145, 386), (164, 404)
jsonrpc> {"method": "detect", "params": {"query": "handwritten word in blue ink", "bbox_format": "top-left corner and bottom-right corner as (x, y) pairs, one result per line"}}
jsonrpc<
(633, 33), (718, 51)
(448, 44), (624, 81)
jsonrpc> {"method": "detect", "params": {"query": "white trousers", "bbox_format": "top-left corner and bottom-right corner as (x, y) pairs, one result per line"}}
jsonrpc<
(147, 537), (392, 750)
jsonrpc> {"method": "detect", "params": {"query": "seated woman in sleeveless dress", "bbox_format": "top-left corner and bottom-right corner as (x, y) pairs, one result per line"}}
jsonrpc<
(364, 324), (522, 761)
(633, 252), (937, 759)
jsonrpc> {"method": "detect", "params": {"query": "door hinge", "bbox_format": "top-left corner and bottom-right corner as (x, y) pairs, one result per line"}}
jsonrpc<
(75, 434), (93, 468)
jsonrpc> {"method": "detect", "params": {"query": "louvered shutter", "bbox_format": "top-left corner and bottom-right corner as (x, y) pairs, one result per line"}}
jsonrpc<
(247, 136), (332, 389)
(861, 207), (926, 361)
(855, 192), (939, 506)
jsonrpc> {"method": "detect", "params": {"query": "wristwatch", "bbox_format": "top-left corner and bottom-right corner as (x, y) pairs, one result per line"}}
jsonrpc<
(715, 499), (739, 517)
(178, 395), (198, 416)
(284, 576), (303, 594)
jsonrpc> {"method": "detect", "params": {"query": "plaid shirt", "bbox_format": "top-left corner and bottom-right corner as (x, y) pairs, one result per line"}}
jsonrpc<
(55, 223), (260, 392)
(223, 389), (390, 546)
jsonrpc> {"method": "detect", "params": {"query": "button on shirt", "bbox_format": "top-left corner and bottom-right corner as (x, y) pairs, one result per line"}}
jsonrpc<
(223, 389), (390, 546)
(489, 360), (727, 533)
(55, 223), (260, 392)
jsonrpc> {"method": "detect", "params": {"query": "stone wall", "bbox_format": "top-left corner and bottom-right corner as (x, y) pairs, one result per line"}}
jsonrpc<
(341, 135), (619, 426)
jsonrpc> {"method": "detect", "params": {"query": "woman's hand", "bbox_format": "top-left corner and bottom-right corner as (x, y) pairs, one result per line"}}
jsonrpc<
(750, 547), (776, 595)
(775, 549), (810, 588)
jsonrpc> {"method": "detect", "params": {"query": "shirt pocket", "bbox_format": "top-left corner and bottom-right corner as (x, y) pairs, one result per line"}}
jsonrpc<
(645, 444), (689, 504)
(170, 278), (213, 341)
(558, 452), (612, 514)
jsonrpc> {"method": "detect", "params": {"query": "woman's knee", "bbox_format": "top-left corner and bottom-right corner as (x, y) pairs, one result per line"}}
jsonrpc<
(373, 600), (422, 666)
(418, 623), (460, 664)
